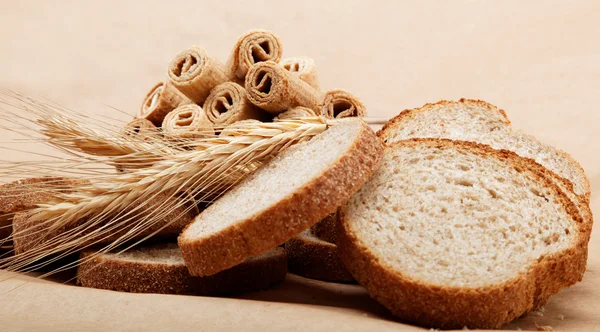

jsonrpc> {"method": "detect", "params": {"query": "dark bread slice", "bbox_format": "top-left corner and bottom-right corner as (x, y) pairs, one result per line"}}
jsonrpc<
(309, 212), (338, 244)
(338, 138), (588, 329)
(179, 118), (383, 276)
(285, 229), (354, 283)
(77, 244), (287, 295)
(0, 177), (86, 244)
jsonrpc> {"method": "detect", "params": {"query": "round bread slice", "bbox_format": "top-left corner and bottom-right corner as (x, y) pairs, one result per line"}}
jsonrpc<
(338, 138), (587, 330)
(179, 118), (383, 277)
(77, 244), (287, 295)
(285, 229), (354, 283)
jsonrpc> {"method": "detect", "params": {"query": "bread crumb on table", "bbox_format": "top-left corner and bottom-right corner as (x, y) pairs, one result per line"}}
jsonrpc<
(535, 323), (553, 331)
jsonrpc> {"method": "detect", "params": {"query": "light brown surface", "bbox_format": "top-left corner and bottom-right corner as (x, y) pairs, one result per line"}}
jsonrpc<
(0, 1), (598, 331)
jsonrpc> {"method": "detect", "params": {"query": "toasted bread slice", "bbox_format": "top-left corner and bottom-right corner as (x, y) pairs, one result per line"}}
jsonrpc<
(338, 139), (587, 329)
(12, 192), (197, 255)
(0, 177), (86, 245)
(77, 244), (287, 295)
(378, 99), (591, 199)
(179, 118), (383, 276)
(285, 229), (353, 283)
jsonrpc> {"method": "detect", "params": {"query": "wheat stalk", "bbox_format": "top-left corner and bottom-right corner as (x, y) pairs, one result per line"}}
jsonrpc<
(1, 117), (329, 272)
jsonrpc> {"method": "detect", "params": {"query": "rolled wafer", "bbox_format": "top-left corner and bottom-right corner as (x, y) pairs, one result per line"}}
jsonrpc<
(320, 89), (366, 119)
(77, 244), (287, 295)
(162, 104), (215, 140)
(227, 29), (283, 83)
(139, 81), (190, 126)
(274, 107), (317, 121)
(280, 57), (320, 90)
(115, 119), (162, 172)
(203, 82), (267, 126)
(121, 118), (161, 140)
(245, 61), (321, 114)
(168, 46), (232, 105)
(285, 229), (354, 283)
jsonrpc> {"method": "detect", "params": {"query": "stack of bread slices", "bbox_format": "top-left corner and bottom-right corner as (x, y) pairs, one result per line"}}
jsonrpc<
(1, 99), (591, 329)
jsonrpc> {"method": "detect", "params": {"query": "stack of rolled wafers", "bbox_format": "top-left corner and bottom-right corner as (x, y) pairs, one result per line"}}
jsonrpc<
(132, 29), (366, 143)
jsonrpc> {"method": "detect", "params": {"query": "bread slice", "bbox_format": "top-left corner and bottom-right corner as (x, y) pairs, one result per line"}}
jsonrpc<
(12, 192), (198, 255)
(285, 229), (354, 283)
(0, 177), (86, 245)
(77, 244), (287, 295)
(378, 99), (591, 200)
(310, 212), (338, 244)
(338, 138), (587, 329)
(179, 118), (383, 276)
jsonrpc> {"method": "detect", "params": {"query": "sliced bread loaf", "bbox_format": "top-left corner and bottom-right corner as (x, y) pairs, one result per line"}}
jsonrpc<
(179, 118), (383, 276)
(338, 139), (587, 329)
(285, 229), (354, 283)
(378, 99), (591, 200)
(77, 244), (287, 295)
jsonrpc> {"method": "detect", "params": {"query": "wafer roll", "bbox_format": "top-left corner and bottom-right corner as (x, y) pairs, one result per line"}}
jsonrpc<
(280, 57), (320, 90)
(162, 104), (214, 140)
(116, 119), (162, 172)
(139, 82), (190, 126)
(274, 107), (317, 121)
(121, 118), (161, 140)
(168, 46), (232, 105)
(227, 29), (283, 83)
(203, 82), (266, 126)
(245, 61), (321, 114)
(320, 89), (366, 119)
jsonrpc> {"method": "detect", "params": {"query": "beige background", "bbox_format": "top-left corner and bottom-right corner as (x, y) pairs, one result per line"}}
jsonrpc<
(0, 1), (598, 331)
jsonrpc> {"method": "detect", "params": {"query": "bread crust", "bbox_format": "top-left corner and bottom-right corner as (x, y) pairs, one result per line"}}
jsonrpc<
(179, 119), (384, 276)
(338, 138), (588, 329)
(77, 245), (287, 295)
(285, 230), (354, 283)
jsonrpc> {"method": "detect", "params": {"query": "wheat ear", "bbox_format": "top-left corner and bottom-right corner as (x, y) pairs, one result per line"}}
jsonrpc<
(1, 117), (329, 272)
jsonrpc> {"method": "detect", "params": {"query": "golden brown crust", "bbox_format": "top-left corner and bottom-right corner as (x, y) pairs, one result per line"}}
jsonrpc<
(12, 193), (198, 255)
(377, 98), (511, 142)
(285, 230), (354, 283)
(77, 245), (287, 295)
(309, 212), (339, 243)
(179, 120), (384, 276)
(338, 138), (588, 329)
